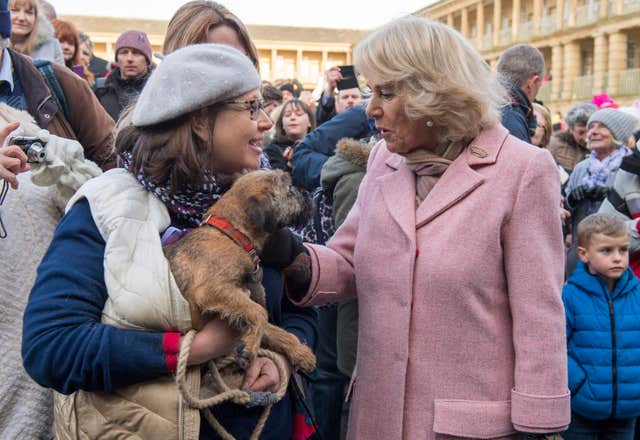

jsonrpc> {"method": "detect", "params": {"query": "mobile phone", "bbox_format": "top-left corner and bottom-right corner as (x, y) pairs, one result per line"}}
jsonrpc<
(337, 65), (359, 90)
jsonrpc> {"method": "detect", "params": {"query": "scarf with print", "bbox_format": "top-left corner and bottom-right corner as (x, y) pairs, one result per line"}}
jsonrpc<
(119, 149), (271, 229)
(584, 146), (629, 189)
(403, 141), (467, 206)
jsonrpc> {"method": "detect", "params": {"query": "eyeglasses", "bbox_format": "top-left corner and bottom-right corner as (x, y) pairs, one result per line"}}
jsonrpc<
(222, 99), (265, 121)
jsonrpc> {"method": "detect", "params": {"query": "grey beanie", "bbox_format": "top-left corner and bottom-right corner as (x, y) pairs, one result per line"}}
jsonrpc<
(132, 44), (261, 127)
(587, 108), (639, 145)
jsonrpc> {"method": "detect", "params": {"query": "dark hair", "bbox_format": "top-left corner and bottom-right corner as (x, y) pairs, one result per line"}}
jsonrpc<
(274, 99), (315, 143)
(115, 106), (220, 193)
(262, 84), (282, 104)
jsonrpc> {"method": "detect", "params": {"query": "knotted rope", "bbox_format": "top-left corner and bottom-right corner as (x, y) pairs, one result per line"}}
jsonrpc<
(176, 330), (289, 440)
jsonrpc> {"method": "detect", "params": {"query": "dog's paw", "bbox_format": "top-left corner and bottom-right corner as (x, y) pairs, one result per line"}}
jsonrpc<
(234, 340), (253, 370)
(290, 344), (316, 373)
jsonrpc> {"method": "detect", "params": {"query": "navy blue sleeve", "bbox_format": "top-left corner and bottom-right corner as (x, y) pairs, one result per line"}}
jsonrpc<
(292, 105), (371, 191)
(501, 107), (531, 143)
(22, 198), (172, 394)
(261, 267), (318, 351)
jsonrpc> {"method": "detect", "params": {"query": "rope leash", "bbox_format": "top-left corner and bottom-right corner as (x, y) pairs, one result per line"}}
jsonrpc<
(176, 330), (289, 440)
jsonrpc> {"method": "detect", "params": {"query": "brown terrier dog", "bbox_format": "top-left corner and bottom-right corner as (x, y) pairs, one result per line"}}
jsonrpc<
(164, 170), (316, 375)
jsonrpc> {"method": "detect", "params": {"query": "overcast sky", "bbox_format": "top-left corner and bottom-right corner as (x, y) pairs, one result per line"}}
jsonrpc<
(54, 0), (434, 30)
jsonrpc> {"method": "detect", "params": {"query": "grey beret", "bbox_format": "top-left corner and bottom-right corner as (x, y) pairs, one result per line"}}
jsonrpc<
(588, 108), (639, 146)
(132, 44), (261, 127)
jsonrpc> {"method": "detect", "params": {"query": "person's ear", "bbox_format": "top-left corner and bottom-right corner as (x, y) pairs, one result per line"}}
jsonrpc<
(577, 246), (589, 263)
(192, 112), (211, 143)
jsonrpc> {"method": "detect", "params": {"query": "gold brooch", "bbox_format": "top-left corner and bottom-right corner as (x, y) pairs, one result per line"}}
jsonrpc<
(470, 145), (488, 158)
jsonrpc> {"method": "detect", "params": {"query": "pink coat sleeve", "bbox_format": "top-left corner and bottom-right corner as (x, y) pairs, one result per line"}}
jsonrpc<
(291, 142), (386, 307)
(502, 148), (570, 432)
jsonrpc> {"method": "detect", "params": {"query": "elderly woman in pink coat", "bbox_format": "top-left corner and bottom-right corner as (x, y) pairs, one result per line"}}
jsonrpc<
(284, 16), (570, 440)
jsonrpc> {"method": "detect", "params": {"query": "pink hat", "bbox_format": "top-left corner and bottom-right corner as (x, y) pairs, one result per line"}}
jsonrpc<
(592, 93), (618, 109)
(115, 30), (152, 65)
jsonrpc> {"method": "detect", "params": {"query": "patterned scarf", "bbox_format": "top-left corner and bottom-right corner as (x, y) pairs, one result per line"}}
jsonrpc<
(119, 149), (271, 229)
(584, 146), (629, 189)
(403, 141), (466, 207)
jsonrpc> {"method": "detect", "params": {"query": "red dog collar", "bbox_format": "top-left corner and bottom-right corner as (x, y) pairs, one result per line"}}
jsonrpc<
(201, 215), (261, 272)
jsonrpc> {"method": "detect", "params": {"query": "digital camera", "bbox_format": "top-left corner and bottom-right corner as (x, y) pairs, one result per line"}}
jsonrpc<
(10, 136), (46, 163)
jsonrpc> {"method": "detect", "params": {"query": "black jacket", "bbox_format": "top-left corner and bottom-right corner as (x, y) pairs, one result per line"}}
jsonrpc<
(95, 67), (150, 122)
(500, 81), (535, 143)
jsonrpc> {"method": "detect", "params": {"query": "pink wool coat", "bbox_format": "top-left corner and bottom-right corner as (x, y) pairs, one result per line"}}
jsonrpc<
(295, 124), (570, 439)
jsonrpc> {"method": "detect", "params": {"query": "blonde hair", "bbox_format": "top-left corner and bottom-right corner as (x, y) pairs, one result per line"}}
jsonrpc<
(577, 213), (628, 247)
(162, 1), (259, 70)
(354, 16), (505, 145)
(533, 102), (552, 148)
(8, 0), (39, 55)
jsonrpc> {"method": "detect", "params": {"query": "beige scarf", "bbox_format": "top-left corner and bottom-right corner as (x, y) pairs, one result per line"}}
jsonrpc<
(403, 141), (467, 207)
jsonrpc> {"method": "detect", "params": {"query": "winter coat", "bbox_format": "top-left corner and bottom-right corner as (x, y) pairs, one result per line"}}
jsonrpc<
(22, 170), (317, 440)
(291, 105), (373, 191)
(95, 67), (151, 122)
(500, 81), (534, 143)
(320, 137), (371, 377)
(292, 123), (570, 439)
(563, 261), (640, 420)
(8, 49), (116, 169)
(548, 130), (590, 172)
(27, 14), (64, 65)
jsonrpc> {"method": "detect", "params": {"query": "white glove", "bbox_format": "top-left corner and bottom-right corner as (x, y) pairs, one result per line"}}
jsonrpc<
(29, 129), (102, 200)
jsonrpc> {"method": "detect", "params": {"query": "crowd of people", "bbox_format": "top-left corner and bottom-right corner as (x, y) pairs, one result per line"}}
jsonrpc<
(1, 1), (640, 439)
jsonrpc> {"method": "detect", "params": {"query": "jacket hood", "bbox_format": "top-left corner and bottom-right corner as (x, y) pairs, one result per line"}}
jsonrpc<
(568, 261), (639, 299)
(321, 137), (371, 196)
(33, 14), (55, 48)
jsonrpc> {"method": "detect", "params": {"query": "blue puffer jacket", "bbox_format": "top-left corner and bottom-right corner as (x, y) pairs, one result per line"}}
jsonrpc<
(291, 105), (373, 191)
(563, 261), (640, 420)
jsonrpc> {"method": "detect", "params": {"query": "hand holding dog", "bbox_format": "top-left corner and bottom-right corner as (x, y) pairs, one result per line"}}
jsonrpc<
(242, 354), (292, 393)
(186, 318), (240, 366)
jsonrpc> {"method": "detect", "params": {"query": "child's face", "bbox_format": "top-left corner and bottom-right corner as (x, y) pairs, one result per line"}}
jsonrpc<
(578, 233), (630, 283)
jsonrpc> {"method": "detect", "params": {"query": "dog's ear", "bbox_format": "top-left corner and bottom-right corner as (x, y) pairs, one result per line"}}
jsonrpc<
(247, 195), (279, 233)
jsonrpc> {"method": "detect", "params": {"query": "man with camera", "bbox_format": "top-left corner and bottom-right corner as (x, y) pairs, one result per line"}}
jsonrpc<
(315, 65), (363, 126)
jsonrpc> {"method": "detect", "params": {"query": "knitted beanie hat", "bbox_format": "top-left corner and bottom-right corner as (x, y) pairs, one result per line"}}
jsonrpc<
(115, 30), (152, 65)
(132, 44), (261, 127)
(588, 108), (639, 145)
(0, 0), (10, 39)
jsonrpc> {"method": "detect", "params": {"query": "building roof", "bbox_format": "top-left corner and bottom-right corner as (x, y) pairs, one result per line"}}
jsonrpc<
(60, 15), (369, 45)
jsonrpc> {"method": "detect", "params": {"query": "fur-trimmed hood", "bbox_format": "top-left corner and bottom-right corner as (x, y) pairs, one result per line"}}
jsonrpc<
(321, 137), (371, 201)
(33, 13), (56, 48)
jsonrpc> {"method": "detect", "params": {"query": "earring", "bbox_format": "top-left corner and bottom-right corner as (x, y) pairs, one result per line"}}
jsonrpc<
(426, 120), (434, 127)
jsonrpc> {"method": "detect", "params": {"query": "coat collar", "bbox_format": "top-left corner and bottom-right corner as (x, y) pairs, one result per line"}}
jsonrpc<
(379, 124), (509, 235)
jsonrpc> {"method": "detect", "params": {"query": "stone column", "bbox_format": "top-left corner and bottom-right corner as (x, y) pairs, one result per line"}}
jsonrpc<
(551, 44), (564, 100)
(600, 0), (608, 18)
(477, 1), (485, 48)
(493, 0), (502, 47)
(461, 7), (470, 38)
(614, 0), (623, 15)
(562, 41), (580, 100)
(447, 13), (454, 27)
(512, 0), (521, 41)
(556, 0), (563, 31)
(607, 32), (628, 95)
(593, 33), (608, 93)
(533, 0), (542, 35)
(296, 49), (303, 81)
(271, 49), (278, 82)
(568, 0), (577, 27)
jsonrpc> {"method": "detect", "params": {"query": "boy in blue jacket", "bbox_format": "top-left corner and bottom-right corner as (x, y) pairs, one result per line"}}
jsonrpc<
(563, 213), (640, 439)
